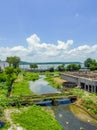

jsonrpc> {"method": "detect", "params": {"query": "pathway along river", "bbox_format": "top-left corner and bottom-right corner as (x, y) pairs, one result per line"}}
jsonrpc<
(29, 75), (97, 130)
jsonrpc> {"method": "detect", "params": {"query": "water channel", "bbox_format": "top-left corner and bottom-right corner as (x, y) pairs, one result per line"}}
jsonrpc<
(29, 75), (60, 94)
(29, 75), (97, 130)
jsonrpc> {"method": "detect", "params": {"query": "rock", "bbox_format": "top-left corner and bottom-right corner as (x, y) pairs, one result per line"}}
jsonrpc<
(80, 127), (84, 130)
(88, 120), (90, 122)
(65, 121), (69, 125)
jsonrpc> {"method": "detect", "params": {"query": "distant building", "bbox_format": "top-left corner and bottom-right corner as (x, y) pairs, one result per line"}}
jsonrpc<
(0, 61), (9, 70)
(79, 67), (90, 74)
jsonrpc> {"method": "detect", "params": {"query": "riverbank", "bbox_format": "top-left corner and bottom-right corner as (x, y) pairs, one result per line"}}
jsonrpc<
(70, 104), (97, 125)
(44, 72), (97, 125)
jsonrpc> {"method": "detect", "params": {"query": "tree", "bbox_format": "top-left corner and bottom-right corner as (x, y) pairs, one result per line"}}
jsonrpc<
(49, 67), (54, 72)
(90, 60), (97, 70)
(4, 66), (19, 97)
(84, 58), (95, 68)
(66, 64), (81, 71)
(57, 64), (65, 71)
(30, 64), (38, 70)
(6, 56), (20, 68)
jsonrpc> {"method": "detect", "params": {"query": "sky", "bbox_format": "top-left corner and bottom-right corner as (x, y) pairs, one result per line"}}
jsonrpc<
(0, 0), (97, 62)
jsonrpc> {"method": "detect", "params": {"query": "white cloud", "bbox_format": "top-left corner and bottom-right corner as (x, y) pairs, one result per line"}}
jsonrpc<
(0, 34), (97, 62)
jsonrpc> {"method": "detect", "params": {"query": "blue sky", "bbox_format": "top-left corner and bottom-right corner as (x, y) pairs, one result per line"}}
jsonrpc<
(0, 0), (97, 62)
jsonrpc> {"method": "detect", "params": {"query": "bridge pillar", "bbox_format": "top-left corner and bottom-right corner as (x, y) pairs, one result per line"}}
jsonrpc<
(88, 85), (90, 92)
(94, 86), (97, 93)
(84, 85), (87, 91)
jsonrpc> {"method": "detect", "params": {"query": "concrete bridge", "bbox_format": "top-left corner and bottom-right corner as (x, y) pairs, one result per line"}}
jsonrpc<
(10, 94), (77, 106)
(61, 73), (97, 93)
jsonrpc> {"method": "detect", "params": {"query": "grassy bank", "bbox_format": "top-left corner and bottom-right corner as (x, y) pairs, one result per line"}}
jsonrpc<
(70, 104), (97, 125)
(11, 105), (62, 130)
(24, 72), (39, 81)
(67, 88), (97, 117)
(12, 74), (33, 96)
(44, 72), (64, 89)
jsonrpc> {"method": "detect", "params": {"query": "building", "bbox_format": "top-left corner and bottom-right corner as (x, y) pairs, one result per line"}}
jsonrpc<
(61, 72), (97, 93)
(0, 61), (9, 70)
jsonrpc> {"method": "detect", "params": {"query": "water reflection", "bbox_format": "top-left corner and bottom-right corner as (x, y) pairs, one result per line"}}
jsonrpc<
(29, 76), (60, 94)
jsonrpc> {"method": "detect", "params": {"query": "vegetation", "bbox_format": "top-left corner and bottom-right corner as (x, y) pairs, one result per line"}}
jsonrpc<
(24, 72), (39, 81)
(67, 88), (97, 116)
(66, 64), (81, 71)
(1, 56), (97, 129)
(12, 105), (62, 130)
(84, 58), (97, 70)
(49, 66), (54, 72)
(30, 63), (38, 70)
(4, 66), (19, 97)
(6, 56), (20, 68)
(45, 72), (62, 89)
(70, 104), (97, 124)
(57, 64), (65, 71)
(12, 74), (32, 96)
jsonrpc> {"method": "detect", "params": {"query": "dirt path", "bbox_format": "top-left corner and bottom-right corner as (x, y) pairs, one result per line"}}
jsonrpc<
(4, 109), (24, 130)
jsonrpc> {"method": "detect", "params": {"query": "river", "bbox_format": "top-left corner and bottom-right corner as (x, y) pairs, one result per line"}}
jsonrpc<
(29, 75), (97, 130)
(29, 75), (60, 94)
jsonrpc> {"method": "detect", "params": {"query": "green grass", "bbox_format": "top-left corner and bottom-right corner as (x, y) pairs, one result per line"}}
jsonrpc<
(0, 82), (8, 99)
(12, 72), (39, 96)
(24, 72), (39, 81)
(44, 72), (62, 89)
(68, 88), (86, 97)
(68, 88), (97, 116)
(12, 79), (32, 96)
(12, 105), (62, 130)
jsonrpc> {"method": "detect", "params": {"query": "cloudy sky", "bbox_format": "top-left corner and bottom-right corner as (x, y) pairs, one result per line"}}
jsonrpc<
(0, 0), (97, 62)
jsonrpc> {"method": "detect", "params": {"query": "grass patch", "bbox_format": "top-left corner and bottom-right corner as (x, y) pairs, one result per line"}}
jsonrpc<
(70, 104), (97, 124)
(44, 72), (62, 89)
(24, 72), (39, 81)
(12, 105), (62, 130)
(67, 88), (97, 116)
(0, 82), (8, 99)
(12, 79), (32, 96)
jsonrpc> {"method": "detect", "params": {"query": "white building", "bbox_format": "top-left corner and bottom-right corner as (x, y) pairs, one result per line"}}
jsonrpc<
(0, 61), (9, 70)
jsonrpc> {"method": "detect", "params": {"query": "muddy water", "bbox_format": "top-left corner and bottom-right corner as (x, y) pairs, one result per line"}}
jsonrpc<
(53, 104), (97, 130)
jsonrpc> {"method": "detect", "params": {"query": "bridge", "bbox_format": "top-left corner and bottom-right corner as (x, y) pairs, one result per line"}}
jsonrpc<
(9, 93), (77, 106)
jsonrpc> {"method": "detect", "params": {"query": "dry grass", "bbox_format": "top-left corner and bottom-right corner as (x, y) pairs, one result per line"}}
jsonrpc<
(53, 77), (67, 84)
(70, 104), (97, 125)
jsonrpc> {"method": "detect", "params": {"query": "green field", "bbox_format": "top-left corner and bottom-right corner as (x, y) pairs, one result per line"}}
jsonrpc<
(12, 105), (62, 130)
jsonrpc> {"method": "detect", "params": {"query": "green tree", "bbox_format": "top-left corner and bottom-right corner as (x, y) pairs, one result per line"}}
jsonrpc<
(84, 58), (95, 68)
(0, 72), (6, 82)
(4, 66), (18, 97)
(66, 64), (81, 71)
(6, 56), (20, 68)
(57, 64), (65, 71)
(49, 67), (54, 72)
(90, 60), (97, 70)
(30, 64), (38, 70)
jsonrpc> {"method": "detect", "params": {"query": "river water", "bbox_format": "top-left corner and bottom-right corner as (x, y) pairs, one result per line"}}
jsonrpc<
(53, 105), (97, 130)
(29, 75), (60, 94)
(29, 75), (97, 130)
